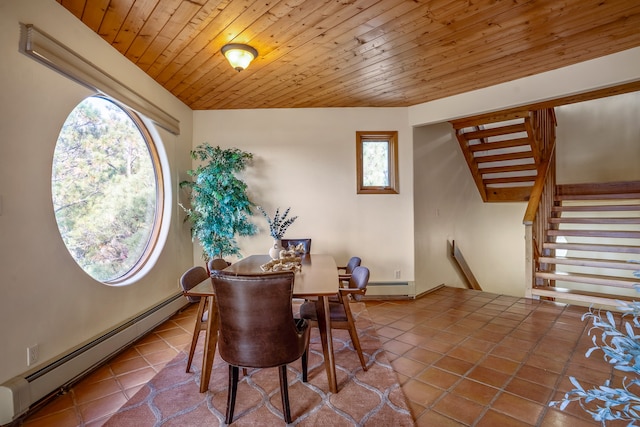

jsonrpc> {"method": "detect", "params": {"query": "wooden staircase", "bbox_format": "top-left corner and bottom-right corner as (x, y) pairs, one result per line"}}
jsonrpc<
(450, 109), (555, 202)
(532, 181), (640, 307)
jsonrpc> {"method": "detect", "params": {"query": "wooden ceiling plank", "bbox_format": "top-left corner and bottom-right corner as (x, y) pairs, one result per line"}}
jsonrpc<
(135, 0), (212, 70)
(220, 0), (544, 107)
(97, 0), (135, 44)
(275, 0), (635, 109)
(302, 3), (640, 109)
(59, 0), (86, 20)
(81, 0), (110, 33)
(158, 0), (290, 90)
(151, 0), (256, 84)
(110, 0), (166, 55)
(66, 0), (640, 109)
(204, 0), (460, 108)
(124, 0), (184, 62)
(173, 0), (317, 101)
(182, 0), (389, 106)
(397, 13), (640, 106)
(143, 0), (231, 75)
(207, 0), (480, 108)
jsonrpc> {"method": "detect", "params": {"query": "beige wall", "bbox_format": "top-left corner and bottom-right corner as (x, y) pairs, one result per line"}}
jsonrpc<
(0, 0), (194, 385)
(192, 108), (415, 284)
(412, 124), (527, 297)
(556, 91), (640, 184)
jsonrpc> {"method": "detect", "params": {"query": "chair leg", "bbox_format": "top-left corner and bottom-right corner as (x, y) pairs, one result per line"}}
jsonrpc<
(225, 365), (239, 424)
(301, 348), (308, 383)
(186, 298), (207, 373)
(342, 298), (368, 371)
(278, 365), (292, 424)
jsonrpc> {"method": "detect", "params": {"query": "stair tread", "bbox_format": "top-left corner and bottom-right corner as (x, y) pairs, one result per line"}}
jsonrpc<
(556, 193), (640, 201)
(531, 286), (637, 305)
(461, 122), (527, 140)
(543, 242), (640, 253)
(468, 137), (531, 152)
(556, 181), (640, 197)
(479, 164), (538, 174)
(538, 256), (640, 270)
(549, 217), (640, 224)
(547, 229), (640, 238)
(553, 204), (640, 212)
(475, 151), (533, 163)
(535, 271), (638, 288)
(484, 176), (537, 185)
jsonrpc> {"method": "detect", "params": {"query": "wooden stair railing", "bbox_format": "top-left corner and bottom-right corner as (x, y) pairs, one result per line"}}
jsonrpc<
(450, 240), (482, 291)
(528, 181), (640, 308)
(523, 132), (557, 298)
(450, 109), (556, 202)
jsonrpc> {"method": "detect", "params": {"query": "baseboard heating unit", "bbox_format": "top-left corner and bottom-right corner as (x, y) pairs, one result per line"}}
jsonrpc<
(364, 281), (415, 299)
(0, 293), (187, 425)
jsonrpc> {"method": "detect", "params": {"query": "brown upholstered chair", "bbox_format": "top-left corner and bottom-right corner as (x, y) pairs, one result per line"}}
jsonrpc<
(179, 266), (211, 373)
(280, 238), (311, 254)
(211, 270), (310, 424)
(299, 266), (370, 371)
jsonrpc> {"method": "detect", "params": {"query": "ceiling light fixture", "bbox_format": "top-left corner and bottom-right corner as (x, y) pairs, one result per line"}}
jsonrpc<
(221, 43), (258, 72)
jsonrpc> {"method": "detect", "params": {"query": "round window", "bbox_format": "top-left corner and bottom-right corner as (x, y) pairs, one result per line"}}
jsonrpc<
(52, 96), (163, 284)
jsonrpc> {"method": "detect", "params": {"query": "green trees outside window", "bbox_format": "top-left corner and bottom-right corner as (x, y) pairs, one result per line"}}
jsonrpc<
(52, 96), (161, 283)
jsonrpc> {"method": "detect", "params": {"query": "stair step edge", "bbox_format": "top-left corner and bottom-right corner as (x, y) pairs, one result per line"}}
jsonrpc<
(538, 257), (640, 270)
(535, 271), (638, 288)
(543, 243), (640, 254)
(531, 286), (637, 306)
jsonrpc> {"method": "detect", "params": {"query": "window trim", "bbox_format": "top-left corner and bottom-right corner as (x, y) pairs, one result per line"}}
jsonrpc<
(356, 130), (399, 194)
(51, 95), (166, 286)
(19, 23), (180, 135)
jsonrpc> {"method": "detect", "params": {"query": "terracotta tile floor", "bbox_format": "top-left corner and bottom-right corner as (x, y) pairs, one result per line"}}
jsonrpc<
(21, 286), (629, 426)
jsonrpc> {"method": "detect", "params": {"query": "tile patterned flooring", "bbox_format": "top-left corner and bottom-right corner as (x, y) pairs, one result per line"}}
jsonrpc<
(21, 286), (629, 426)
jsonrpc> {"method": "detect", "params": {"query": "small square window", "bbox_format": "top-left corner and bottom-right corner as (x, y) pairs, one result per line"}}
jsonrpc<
(356, 131), (399, 194)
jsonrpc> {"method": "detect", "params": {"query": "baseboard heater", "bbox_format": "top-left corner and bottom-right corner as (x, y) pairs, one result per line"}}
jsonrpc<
(363, 281), (415, 299)
(0, 293), (187, 425)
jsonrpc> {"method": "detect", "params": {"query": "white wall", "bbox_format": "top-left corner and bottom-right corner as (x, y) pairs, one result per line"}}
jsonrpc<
(556, 91), (640, 184)
(412, 124), (527, 297)
(192, 108), (415, 285)
(0, 0), (194, 385)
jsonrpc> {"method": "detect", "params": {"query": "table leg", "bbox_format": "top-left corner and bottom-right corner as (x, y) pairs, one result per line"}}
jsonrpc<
(316, 295), (338, 393)
(200, 295), (218, 393)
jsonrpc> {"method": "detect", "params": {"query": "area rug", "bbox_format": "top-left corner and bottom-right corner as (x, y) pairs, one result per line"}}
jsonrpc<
(104, 302), (413, 426)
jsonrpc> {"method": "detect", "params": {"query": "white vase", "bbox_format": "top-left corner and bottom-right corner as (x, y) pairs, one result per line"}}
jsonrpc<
(269, 239), (283, 260)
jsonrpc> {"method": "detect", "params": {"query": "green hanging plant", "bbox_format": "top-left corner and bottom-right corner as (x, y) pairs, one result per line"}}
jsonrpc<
(179, 143), (257, 259)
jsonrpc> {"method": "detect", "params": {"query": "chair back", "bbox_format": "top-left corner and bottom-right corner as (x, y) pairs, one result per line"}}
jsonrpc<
(345, 257), (362, 274)
(348, 266), (370, 301)
(211, 271), (307, 368)
(179, 266), (210, 303)
(281, 238), (311, 254)
(208, 258), (230, 273)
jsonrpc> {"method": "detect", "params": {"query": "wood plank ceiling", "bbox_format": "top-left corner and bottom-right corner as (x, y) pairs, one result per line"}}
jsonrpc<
(56, 0), (640, 110)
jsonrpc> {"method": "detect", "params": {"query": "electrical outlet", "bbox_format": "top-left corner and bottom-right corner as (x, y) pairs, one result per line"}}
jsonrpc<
(394, 270), (401, 279)
(27, 344), (39, 366)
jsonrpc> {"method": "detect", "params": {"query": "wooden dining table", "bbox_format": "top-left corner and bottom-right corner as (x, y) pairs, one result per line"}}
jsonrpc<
(184, 253), (341, 394)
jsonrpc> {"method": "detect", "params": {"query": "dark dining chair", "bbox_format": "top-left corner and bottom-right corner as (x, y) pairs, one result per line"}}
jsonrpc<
(207, 257), (230, 274)
(337, 256), (361, 283)
(211, 270), (310, 424)
(299, 266), (370, 371)
(179, 266), (211, 373)
(280, 238), (311, 254)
